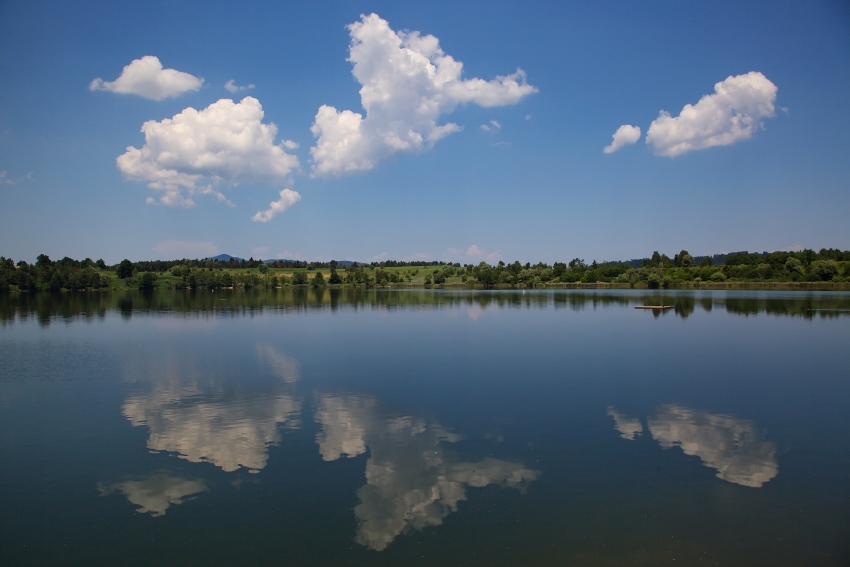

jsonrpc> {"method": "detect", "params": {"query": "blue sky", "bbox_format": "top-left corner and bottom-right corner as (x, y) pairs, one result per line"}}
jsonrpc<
(1, 0), (848, 264)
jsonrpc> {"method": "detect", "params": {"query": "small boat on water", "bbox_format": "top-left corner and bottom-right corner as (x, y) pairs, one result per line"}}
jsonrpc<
(635, 305), (674, 310)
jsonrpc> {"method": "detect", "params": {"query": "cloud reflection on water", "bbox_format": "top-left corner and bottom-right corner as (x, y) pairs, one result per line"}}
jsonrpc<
(647, 404), (778, 488)
(609, 404), (778, 488)
(121, 346), (301, 473)
(98, 474), (207, 517)
(314, 394), (539, 551)
(606, 407), (643, 440)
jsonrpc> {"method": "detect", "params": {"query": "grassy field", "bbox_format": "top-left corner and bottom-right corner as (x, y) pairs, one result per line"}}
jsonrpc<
(95, 266), (850, 291)
(102, 265), (477, 289)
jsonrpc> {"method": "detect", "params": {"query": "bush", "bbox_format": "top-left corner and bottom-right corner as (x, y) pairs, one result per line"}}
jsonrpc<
(710, 271), (727, 282)
(810, 260), (839, 281)
(138, 272), (155, 290)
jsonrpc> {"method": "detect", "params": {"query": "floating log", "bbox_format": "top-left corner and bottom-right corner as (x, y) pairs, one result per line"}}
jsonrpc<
(635, 305), (674, 310)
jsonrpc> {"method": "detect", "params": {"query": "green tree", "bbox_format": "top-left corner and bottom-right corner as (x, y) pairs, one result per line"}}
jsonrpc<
(311, 271), (325, 287)
(810, 260), (838, 281)
(785, 257), (803, 274)
(258, 263), (269, 274)
(292, 271), (308, 285)
(328, 268), (342, 285)
(116, 259), (134, 279)
(138, 272), (155, 290)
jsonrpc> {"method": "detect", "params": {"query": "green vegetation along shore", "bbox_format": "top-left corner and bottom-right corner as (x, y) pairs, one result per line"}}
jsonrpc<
(2, 249), (849, 292)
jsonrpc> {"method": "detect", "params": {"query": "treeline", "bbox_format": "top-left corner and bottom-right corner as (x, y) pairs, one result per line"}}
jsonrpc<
(0, 255), (110, 292)
(2, 248), (849, 292)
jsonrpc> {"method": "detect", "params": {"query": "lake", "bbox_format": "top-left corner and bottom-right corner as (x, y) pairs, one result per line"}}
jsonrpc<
(1, 289), (848, 566)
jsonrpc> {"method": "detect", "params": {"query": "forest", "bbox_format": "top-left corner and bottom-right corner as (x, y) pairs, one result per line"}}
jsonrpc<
(1, 249), (848, 292)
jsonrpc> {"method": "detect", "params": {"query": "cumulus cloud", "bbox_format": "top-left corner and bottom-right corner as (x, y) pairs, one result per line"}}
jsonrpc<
(152, 240), (218, 259)
(224, 79), (255, 93)
(0, 171), (13, 185)
(647, 404), (778, 487)
(603, 124), (641, 154)
(99, 474), (207, 517)
(89, 56), (203, 100)
(251, 188), (301, 222)
(645, 72), (777, 157)
(117, 97), (299, 207)
(309, 13), (537, 177)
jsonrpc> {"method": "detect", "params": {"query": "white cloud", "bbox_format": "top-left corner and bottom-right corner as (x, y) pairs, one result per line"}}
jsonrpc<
(117, 97), (299, 207)
(480, 119), (502, 133)
(603, 124), (641, 154)
(645, 72), (777, 157)
(99, 474), (207, 517)
(251, 246), (270, 257)
(251, 188), (301, 222)
(277, 251), (304, 260)
(224, 79), (255, 93)
(0, 171), (13, 185)
(368, 252), (389, 262)
(152, 240), (218, 259)
(89, 56), (203, 100)
(466, 244), (485, 257)
(309, 13), (537, 177)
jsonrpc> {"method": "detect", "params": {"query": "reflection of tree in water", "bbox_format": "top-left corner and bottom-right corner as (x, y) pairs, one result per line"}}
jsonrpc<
(314, 394), (539, 551)
(608, 404), (778, 488)
(3, 289), (849, 325)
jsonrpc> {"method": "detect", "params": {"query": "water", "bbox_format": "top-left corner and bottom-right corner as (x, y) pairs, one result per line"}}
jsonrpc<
(1, 289), (848, 566)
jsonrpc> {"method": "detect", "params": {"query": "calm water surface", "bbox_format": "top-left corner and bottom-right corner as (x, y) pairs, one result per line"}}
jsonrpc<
(1, 289), (848, 566)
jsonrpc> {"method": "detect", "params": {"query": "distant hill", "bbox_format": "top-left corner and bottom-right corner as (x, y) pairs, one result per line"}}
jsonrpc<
(206, 254), (243, 262)
(205, 254), (357, 267)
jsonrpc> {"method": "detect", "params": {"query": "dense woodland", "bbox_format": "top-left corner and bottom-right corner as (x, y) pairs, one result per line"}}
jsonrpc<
(1, 249), (849, 292)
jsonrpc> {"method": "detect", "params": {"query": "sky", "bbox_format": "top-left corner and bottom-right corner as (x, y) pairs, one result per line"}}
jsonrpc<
(1, 0), (848, 264)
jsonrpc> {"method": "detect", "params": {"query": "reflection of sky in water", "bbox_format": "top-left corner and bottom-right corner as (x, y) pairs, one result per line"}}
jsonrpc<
(121, 345), (301, 473)
(606, 407), (643, 439)
(98, 474), (207, 517)
(314, 394), (539, 551)
(609, 404), (778, 488)
(4, 290), (844, 564)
